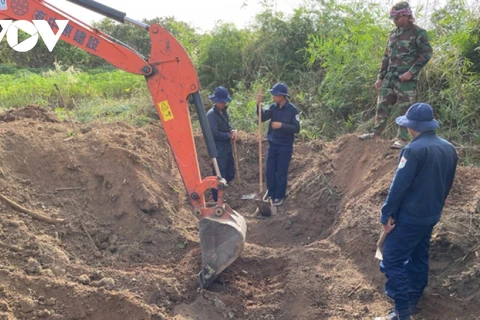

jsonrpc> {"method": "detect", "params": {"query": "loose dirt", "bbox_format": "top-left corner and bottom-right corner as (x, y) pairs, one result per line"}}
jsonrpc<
(0, 107), (478, 320)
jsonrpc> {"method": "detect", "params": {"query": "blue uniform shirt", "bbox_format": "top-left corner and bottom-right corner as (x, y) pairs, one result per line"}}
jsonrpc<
(207, 105), (233, 156)
(258, 101), (300, 146)
(381, 131), (458, 225)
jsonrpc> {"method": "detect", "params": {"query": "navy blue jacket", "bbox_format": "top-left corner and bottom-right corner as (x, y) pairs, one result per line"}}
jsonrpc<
(207, 105), (233, 156)
(381, 131), (458, 225)
(258, 101), (300, 146)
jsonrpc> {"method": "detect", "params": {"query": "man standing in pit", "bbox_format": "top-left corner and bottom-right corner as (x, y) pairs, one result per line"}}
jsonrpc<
(256, 82), (300, 206)
(207, 86), (238, 202)
(375, 103), (458, 320)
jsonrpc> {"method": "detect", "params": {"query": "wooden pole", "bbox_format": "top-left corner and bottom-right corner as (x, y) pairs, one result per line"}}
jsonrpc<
(257, 86), (263, 194)
(233, 139), (240, 182)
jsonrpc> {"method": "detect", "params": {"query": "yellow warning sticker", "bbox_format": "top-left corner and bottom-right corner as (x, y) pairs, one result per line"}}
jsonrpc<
(158, 100), (174, 122)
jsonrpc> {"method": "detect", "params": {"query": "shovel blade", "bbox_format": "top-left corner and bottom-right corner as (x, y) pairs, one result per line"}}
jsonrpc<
(255, 199), (276, 217)
(241, 193), (256, 200)
(198, 209), (247, 289)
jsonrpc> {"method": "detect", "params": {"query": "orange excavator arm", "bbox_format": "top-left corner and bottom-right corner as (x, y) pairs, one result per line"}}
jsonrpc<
(0, 0), (246, 288)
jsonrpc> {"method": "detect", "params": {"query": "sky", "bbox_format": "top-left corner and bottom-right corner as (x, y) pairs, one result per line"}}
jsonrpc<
(44, 0), (480, 32)
(47, 0), (305, 32)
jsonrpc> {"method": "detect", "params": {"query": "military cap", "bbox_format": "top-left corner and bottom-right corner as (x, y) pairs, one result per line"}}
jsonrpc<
(390, 1), (411, 19)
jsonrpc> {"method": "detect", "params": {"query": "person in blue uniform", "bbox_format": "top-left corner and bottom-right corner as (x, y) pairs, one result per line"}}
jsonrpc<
(375, 103), (458, 320)
(256, 82), (300, 206)
(206, 86), (238, 202)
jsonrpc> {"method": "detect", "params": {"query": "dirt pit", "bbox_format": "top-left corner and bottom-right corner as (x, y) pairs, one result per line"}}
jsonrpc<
(0, 106), (479, 320)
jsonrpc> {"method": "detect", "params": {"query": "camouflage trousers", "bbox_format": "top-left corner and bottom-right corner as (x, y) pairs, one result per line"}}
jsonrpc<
(373, 79), (417, 141)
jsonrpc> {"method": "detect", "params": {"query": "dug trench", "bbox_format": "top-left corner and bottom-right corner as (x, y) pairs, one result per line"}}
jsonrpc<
(0, 107), (478, 320)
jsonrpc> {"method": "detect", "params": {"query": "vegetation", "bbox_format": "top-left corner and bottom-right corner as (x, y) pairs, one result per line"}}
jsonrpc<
(0, 0), (478, 164)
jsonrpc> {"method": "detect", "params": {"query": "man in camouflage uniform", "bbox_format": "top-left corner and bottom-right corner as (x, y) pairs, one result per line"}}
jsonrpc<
(359, 1), (432, 149)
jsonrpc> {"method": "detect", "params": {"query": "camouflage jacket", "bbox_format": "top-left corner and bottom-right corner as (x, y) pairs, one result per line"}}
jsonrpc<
(377, 22), (432, 81)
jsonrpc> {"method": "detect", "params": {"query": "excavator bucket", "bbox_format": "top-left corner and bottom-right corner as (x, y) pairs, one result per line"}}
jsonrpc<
(190, 92), (247, 289)
(198, 208), (247, 289)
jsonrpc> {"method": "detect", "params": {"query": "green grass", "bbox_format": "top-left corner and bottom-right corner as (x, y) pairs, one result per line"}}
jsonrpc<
(0, 65), (148, 110)
(0, 65), (158, 126)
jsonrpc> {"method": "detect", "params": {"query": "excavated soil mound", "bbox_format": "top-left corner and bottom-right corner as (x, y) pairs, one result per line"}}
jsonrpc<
(0, 106), (60, 123)
(0, 106), (478, 320)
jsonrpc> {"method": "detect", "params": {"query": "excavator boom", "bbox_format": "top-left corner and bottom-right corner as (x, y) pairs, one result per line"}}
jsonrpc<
(0, 0), (246, 289)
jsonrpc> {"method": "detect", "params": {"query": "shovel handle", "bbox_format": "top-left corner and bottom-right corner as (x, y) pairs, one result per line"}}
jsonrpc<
(257, 86), (263, 194)
(377, 229), (387, 248)
(233, 139), (240, 182)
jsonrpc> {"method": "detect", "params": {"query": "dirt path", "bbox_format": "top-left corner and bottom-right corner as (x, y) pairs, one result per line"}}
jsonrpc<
(0, 107), (478, 320)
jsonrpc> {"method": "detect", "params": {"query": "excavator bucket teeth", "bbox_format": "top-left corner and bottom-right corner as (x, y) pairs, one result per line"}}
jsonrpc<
(198, 209), (247, 289)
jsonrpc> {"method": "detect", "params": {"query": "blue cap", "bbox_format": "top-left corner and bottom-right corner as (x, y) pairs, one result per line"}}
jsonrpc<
(396, 102), (440, 132)
(209, 86), (232, 103)
(268, 82), (290, 98)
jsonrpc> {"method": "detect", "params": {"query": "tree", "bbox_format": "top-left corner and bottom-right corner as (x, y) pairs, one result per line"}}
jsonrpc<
(93, 17), (199, 60)
(197, 23), (251, 90)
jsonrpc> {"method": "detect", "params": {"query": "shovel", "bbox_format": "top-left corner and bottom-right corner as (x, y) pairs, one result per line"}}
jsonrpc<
(253, 86), (275, 217)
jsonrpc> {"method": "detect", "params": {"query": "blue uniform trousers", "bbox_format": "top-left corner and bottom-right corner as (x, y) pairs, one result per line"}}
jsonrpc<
(380, 221), (434, 319)
(211, 153), (235, 202)
(266, 142), (293, 200)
